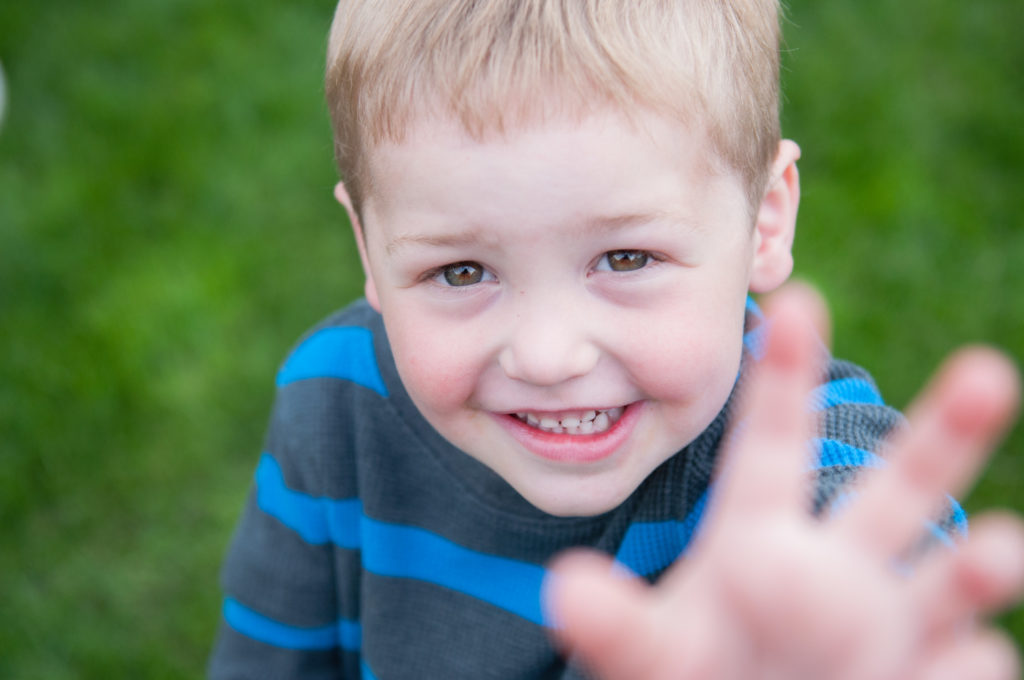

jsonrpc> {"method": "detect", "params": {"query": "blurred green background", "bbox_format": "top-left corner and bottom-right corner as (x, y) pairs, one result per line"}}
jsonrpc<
(0, 0), (1020, 676)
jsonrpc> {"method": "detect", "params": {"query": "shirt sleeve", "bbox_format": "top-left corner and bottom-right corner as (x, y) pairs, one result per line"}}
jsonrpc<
(809, 358), (967, 544)
(207, 389), (356, 679)
(208, 319), (380, 679)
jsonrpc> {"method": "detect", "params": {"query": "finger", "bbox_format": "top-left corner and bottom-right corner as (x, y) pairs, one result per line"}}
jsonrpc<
(915, 629), (1020, 680)
(913, 513), (1024, 638)
(835, 347), (1020, 558)
(543, 551), (666, 679)
(713, 284), (827, 522)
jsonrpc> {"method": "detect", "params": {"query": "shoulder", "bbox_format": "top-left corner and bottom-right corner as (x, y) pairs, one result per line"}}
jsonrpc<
(274, 298), (390, 397)
(812, 357), (967, 540)
(813, 357), (901, 462)
(807, 357), (897, 510)
(742, 301), (901, 476)
(263, 299), (395, 498)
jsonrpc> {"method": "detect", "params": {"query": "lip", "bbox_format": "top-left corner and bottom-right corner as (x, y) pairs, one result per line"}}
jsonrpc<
(493, 402), (643, 464)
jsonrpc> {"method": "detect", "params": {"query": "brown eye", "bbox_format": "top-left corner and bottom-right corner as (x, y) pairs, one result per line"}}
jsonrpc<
(604, 250), (649, 272)
(442, 261), (487, 286)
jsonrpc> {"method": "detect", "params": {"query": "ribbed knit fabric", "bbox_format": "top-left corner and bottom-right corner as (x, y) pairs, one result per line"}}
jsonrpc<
(208, 298), (963, 679)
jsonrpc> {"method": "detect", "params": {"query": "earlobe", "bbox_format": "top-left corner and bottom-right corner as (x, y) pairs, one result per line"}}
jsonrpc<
(749, 140), (802, 294)
(334, 181), (381, 311)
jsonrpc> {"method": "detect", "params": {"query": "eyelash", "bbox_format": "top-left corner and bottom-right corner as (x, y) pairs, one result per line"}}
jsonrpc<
(427, 261), (496, 288)
(594, 250), (659, 273)
(427, 250), (660, 288)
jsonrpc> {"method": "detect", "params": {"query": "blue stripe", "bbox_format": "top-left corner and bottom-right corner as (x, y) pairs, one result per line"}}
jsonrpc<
(276, 326), (388, 396)
(925, 520), (956, 548)
(256, 453), (362, 548)
(223, 597), (361, 651)
(361, 661), (379, 680)
(614, 491), (708, 577)
(361, 516), (548, 626)
(253, 440), (967, 645)
(814, 438), (886, 470)
(742, 296), (767, 359)
(814, 444), (967, 543)
(948, 497), (968, 536)
(745, 295), (764, 320)
(823, 489), (856, 518)
(826, 491), (966, 543)
(742, 326), (767, 360)
(256, 453), (547, 625)
(808, 377), (884, 410)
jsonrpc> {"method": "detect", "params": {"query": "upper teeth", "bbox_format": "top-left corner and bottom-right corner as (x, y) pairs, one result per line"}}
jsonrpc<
(515, 407), (624, 435)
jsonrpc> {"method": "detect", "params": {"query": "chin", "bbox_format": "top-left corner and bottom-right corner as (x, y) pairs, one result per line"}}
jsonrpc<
(520, 483), (631, 518)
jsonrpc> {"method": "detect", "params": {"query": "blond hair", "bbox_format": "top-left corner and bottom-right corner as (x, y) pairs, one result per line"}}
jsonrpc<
(326, 0), (781, 218)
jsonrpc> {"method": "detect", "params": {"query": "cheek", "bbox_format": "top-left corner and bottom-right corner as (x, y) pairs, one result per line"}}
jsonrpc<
(638, 333), (741, 400)
(385, 313), (487, 414)
(623, 299), (746, 406)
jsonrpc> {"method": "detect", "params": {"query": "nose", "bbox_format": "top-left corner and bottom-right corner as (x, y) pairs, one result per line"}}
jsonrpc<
(498, 298), (600, 386)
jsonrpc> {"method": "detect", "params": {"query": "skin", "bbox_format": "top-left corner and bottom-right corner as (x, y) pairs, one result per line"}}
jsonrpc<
(338, 108), (800, 517)
(546, 287), (1024, 679)
(336, 107), (1024, 676)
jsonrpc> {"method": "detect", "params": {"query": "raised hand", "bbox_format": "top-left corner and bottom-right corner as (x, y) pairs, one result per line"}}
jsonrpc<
(545, 284), (1024, 680)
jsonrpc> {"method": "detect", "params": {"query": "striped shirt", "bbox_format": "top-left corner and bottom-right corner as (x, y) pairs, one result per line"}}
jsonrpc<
(208, 298), (964, 679)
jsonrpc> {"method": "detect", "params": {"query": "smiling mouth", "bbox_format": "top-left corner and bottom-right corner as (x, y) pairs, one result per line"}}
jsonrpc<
(511, 407), (626, 435)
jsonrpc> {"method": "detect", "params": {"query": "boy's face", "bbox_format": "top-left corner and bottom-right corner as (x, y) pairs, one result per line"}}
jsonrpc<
(346, 108), (796, 517)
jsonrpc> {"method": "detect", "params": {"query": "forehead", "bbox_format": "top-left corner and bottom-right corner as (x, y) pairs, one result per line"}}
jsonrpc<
(361, 107), (736, 229)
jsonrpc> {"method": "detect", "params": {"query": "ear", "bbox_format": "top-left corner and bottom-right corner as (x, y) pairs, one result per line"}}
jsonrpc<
(334, 181), (381, 311)
(749, 140), (801, 294)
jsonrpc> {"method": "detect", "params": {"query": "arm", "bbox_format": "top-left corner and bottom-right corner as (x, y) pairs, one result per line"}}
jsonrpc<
(209, 480), (349, 679)
(546, 285), (1024, 680)
(209, 338), (368, 679)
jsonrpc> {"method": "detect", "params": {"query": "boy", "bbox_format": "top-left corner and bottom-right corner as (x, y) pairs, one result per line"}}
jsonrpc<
(210, 1), (1024, 678)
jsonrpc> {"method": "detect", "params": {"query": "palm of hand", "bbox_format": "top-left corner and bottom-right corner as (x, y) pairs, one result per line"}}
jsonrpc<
(547, 287), (1024, 680)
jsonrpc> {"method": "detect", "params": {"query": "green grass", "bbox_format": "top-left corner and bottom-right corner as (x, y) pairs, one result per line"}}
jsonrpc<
(783, 0), (1024, 645)
(1, 0), (1021, 676)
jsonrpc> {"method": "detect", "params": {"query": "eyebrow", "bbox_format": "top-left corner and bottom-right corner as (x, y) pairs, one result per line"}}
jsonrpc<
(583, 210), (697, 234)
(384, 230), (496, 255)
(383, 210), (696, 255)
